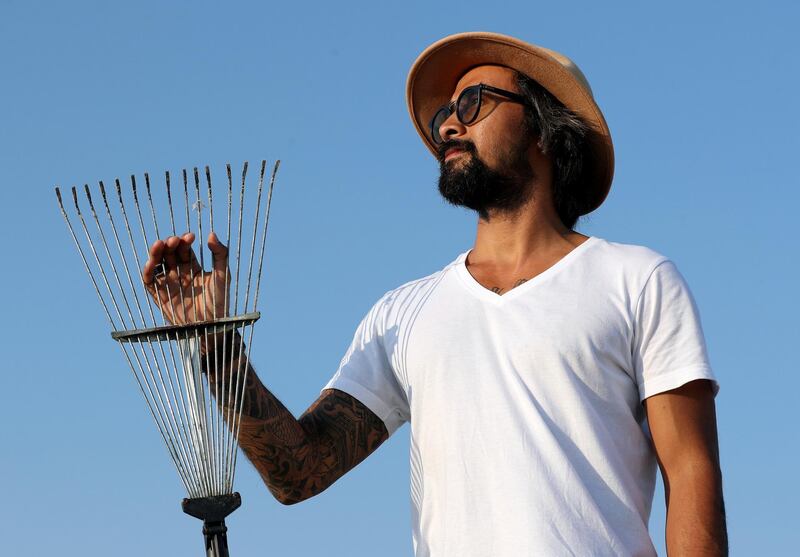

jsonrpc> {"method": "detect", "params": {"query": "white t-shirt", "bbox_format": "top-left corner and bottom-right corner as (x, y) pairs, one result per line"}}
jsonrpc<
(324, 237), (717, 557)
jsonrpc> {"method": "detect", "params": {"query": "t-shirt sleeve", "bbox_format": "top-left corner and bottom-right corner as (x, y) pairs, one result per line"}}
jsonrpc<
(323, 296), (410, 435)
(632, 259), (718, 401)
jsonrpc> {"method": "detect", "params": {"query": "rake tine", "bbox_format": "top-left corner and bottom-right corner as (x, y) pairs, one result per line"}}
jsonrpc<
(230, 160), (279, 485)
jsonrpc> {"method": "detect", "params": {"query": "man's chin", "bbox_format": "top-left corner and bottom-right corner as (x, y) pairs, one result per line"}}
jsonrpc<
(437, 182), (480, 211)
(437, 148), (532, 215)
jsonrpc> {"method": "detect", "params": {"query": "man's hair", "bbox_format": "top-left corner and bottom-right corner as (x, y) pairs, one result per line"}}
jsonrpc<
(515, 71), (593, 230)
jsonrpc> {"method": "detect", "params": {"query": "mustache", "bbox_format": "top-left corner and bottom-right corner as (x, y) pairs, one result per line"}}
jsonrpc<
(436, 139), (476, 162)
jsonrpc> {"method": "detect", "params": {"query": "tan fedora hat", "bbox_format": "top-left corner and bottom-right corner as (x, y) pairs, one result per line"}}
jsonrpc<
(406, 31), (614, 215)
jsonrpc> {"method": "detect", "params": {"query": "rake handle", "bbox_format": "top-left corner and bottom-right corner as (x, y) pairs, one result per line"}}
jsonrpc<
(202, 519), (231, 557)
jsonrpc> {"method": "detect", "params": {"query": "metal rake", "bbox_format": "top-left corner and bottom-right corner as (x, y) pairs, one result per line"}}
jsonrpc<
(55, 160), (280, 557)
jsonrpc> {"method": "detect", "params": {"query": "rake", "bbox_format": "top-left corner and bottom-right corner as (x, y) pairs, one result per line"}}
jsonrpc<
(55, 160), (279, 557)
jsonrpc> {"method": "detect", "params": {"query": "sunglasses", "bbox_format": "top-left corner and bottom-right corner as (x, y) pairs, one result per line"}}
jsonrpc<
(429, 84), (528, 145)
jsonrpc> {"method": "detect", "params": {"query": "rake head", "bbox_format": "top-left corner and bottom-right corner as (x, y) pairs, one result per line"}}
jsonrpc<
(55, 160), (280, 556)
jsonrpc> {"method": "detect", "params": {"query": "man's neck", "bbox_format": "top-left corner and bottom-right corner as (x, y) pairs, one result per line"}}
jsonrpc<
(469, 200), (586, 272)
(461, 195), (589, 296)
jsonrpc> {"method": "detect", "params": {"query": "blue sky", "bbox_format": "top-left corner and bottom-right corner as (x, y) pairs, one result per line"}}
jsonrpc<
(1, 0), (797, 555)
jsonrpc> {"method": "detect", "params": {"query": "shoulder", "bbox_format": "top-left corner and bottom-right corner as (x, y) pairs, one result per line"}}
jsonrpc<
(589, 237), (670, 270)
(586, 237), (673, 284)
(369, 254), (463, 322)
(578, 238), (692, 314)
(379, 255), (461, 305)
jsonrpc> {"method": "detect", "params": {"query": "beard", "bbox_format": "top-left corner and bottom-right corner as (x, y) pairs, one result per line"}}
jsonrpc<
(437, 138), (535, 220)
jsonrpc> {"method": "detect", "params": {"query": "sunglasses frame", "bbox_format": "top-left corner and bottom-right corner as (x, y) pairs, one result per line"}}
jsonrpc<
(429, 84), (528, 145)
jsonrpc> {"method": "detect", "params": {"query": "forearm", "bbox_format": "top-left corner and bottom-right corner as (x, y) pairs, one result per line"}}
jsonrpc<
(664, 464), (728, 556)
(201, 334), (387, 504)
(198, 336), (319, 503)
(232, 367), (330, 504)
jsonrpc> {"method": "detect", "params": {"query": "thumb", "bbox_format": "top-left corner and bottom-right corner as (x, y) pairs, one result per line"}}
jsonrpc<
(207, 232), (229, 273)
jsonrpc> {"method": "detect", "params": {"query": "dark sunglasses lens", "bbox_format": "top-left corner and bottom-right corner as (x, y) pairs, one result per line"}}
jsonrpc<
(457, 86), (481, 124)
(430, 107), (451, 144)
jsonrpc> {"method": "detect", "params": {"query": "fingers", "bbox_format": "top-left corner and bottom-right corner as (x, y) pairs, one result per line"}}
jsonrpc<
(176, 232), (201, 273)
(142, 239), (166, 285)
(208, 232), (229, 273)
(163, 235), (181, 275)
(143, 232), (226, 285)
(142, 234), (193, 284)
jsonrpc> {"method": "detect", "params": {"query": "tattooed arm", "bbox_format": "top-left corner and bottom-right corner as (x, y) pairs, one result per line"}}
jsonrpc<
(142, 235), (387, 503)
(203, 334), (389, 505)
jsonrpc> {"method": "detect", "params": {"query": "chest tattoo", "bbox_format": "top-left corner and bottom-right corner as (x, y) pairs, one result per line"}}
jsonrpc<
(490, 278), (529, 295)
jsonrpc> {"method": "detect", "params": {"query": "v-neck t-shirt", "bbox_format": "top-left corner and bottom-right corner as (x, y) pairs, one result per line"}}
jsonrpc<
(324, 237), (717, 557)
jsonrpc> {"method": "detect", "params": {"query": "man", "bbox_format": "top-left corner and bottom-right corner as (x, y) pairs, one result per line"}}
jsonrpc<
(143, 32), (726, 556)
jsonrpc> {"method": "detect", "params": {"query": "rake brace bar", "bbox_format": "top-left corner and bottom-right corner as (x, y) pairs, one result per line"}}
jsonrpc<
(110, 313), (260, 343)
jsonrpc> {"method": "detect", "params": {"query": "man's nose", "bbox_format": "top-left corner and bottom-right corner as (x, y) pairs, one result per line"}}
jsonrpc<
(438, 112), (467, 142)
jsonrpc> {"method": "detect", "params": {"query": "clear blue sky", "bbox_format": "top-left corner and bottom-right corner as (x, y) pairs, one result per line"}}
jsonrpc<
(1, 1), (797, 555)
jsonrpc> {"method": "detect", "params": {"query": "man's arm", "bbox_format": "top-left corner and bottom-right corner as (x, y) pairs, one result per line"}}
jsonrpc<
(205, 338), (389, 505)
(645, 379), (727, 556)
(142, 234), (388, 504)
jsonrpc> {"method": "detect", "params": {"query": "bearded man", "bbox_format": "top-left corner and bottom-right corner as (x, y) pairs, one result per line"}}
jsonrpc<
(143, 32), (727, 556)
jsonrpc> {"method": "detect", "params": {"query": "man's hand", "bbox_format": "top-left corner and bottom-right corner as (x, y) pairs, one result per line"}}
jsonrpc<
(142, 231), (230, 325)
(646, 379), (728, 556)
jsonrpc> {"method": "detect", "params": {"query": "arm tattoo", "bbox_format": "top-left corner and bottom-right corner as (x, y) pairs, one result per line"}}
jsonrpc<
(204, 336), (388, 504)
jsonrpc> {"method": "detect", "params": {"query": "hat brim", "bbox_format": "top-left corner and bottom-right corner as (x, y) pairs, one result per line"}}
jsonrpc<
(406, 32), (614, 216)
